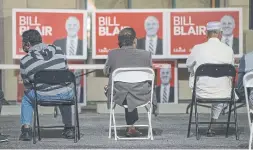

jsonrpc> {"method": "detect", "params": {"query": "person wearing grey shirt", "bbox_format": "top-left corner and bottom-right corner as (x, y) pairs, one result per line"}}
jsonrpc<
(236, 52), (253, 108)
(104, 27), (156, 137)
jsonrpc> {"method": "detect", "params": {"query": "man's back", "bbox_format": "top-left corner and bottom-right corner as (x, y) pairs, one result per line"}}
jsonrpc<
(104, 46), (152, 76)
(20, 43), (68, 95)
(187, 38), (234, 98)
(104, 46), (153, 111)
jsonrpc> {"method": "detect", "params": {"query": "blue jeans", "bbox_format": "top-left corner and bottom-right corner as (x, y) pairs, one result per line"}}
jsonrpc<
(20, 90), (73, 127)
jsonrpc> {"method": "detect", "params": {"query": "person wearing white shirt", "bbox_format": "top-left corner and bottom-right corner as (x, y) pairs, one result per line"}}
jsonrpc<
(186, 21), (234, 137)
(53, 16), (83, 56)
(220, 15), (239, 54)
(156, 67), (174, 103)
(137, 16), (163, 55)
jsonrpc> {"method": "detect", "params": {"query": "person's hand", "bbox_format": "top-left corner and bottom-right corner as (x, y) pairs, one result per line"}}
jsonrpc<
(152, 104), (158, 117)
(104, 85), (108, 96)
(187, 61), (196, 74)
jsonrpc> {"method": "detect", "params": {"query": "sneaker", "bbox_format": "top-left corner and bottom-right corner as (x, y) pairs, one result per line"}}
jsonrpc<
(62, 127), (75, 139)
(19, 126), (32, 141)
(125, 127), (143, 137)
(0, 135), (8, 142)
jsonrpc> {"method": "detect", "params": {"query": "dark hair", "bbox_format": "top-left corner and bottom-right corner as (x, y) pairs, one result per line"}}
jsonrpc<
(118, 27), (136, 48)
(22, 29), (42, 46)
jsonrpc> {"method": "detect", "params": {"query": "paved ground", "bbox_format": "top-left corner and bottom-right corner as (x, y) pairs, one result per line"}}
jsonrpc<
(0, 112), (251, 149)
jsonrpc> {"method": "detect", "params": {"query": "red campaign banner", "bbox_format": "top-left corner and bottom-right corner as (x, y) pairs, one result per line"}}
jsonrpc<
(93, 10), (164, 59)
(13, 9), (87, 60)
(17, 60), (87, 105)
(169, 8), (242, 58)
(153, 61), (178, 104)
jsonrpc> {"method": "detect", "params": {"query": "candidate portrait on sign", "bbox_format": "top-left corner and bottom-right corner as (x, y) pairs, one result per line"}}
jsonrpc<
(137, 16), (163, 55)
(156, 67), (174, 103)
(220, 15), (239, 54)
(53, 16), (83, 56)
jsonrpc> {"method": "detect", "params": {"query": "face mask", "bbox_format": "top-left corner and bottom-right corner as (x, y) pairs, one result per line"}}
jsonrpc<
(22, 42), (30, 53)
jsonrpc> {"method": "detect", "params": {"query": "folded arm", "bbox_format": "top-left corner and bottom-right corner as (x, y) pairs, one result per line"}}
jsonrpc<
(20, 63), (33, 90)
(149, 52), (153, 68)
(236, 55), (246, 98)
(186, 46), (198, 74)
(103, 54), (111, 77)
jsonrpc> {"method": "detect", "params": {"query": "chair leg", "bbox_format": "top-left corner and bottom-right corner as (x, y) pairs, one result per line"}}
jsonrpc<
(195, 102), (200, 140)
(76, 105), (80, 140)
(108, 108), (112, 139)
(77, 113), (80, 140)
(147, 111), (150, 139)
(36, 105), (41, 141)
(112, 109), (117, 140)
(249, 124), (253, 150)
(54, 106), (58, 118)
(186, 103), (191, 114)
(148, 107), (153, 140)
(74, 104), (78, 143)
(187, 102), (194, 138)
(33, 104), (37, 144)
(226, 102), (233, 138)
(233, 100), (239, 140)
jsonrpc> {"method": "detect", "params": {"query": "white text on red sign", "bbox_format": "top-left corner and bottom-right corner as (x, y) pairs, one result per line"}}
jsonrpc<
(98, 16), (129, 36)
(19, 16), (53, 36)
(173, 16), (206, 36)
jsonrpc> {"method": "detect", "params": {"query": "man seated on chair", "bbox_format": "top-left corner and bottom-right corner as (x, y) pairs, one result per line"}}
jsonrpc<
(186, 21), (234, 137)
(19, 29), (74, 141)
(236, 52), (253, 110)
(103, 27), (156, 137)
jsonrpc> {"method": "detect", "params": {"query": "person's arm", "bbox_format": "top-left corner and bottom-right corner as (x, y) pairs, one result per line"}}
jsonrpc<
(20, 63), (32, 90)
(231, 49), (235, 66)
(53, 45), (68, 70)
(103, 53), (111, 77)
(236, 55), (246, 98)
(149, 52), (153, 68)
(186, 46), (198, 73)
(63, 54), (69, 70)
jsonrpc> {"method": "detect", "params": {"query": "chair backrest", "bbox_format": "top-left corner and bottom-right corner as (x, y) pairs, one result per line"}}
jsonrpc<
(111, 67), (155, 83)
(110, 67), (155, 107)
(195, 64), (236, 78)
(34, 69), (76, 85)
(243, 72), (253, 88)
(243, 70), (253, 128)
(192, 64), (236, 101)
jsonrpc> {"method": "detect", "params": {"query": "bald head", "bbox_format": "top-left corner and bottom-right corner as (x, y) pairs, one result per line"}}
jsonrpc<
(144, 16), (159, 37)
(220, 15), (235, 36)
(65, 16), (80, 37)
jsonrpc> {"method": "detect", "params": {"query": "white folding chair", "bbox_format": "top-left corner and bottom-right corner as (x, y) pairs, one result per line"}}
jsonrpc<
(108, 67), (155, 140)
(243, 72), (253, 150)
